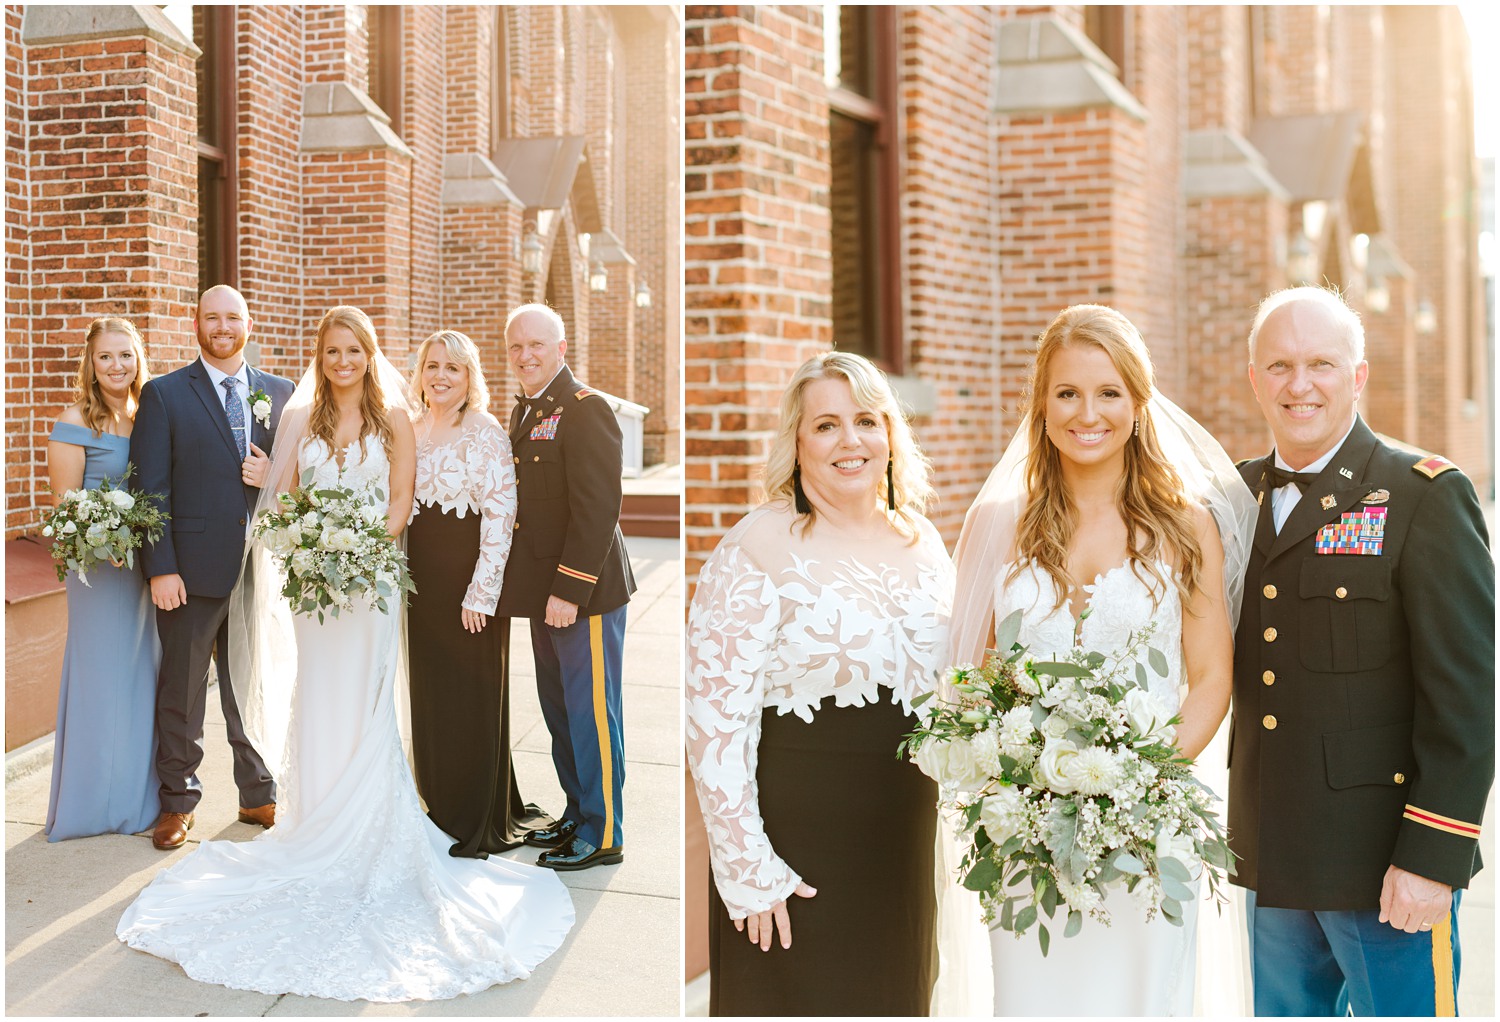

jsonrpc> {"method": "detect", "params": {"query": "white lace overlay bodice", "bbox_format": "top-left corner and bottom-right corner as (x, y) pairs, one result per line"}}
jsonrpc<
(410, 414), (516, 615)
(300, 435), (391, 518)
(996, 559), (1184, 708)
(685, 505), (954, 918)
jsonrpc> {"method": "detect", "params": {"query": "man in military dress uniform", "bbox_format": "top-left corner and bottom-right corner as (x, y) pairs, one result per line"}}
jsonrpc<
(500, 303), (636, 871)
(1231, 286), (1494, 1015)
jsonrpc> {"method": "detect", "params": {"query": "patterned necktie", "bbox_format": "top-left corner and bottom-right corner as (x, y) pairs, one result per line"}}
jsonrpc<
(223, 377), (247, 460)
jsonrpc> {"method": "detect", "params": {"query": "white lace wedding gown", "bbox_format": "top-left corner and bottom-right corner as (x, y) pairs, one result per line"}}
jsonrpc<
(989, 559), (1197, 1017)
(117, 436), (574, 1002)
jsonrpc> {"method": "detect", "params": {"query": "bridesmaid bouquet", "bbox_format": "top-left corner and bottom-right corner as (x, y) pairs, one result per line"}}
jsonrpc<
(40, 466), (165, 586)
(901, 610), (1234, 956)
(253, 472), (415, 622)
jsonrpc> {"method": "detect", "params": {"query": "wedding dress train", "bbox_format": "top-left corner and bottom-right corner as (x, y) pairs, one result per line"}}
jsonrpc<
(117, 436), (574, 1002)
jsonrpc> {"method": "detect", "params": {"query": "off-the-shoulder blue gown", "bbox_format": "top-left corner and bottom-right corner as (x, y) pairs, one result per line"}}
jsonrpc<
(43, 421), (159, 841)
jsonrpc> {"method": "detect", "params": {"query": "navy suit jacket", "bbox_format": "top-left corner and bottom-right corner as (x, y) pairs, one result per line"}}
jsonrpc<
(131, 358), (295, 598)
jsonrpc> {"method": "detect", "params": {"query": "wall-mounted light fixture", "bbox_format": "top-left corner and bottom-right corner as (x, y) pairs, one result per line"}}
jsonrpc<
(1364, 275), (1390, 314)
(589, 258), (608, 294)
(634, 278), (652, 309)
(1413, 299), (1437, 336)
(518, 221), (545, 276)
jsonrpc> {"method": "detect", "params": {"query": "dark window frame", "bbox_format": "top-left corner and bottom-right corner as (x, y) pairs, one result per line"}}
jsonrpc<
(369, 4), (405, 138)
(196, 4), (238, 291)
(1084, 6), (1132, 91)
(826, 5), (904, 374)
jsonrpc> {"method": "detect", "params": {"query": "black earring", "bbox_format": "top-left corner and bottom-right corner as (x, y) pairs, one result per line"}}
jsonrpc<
(792, 465), (811, 514)
(887, 459), (897, 511)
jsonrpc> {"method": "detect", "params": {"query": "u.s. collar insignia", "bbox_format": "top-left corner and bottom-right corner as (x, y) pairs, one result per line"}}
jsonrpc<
(1338, 467), (1354, 480)
(1361, 488), (1390, 505)
(1320, 494), (1338, 510)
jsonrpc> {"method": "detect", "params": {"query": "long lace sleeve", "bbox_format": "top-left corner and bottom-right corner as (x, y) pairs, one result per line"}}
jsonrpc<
(685, 540), (802, 919)
(461, 421), (516, 616)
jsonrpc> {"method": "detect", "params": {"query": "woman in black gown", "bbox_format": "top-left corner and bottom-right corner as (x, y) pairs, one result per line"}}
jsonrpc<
(406, 329), (550, 857)
(685, 352), (955, 1015)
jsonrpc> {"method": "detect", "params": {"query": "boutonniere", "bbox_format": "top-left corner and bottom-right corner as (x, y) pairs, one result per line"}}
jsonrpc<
(249, 386), (273, 428)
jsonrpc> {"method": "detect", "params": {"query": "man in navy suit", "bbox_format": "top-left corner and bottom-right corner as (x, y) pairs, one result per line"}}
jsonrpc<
(130, 285), (295, 850)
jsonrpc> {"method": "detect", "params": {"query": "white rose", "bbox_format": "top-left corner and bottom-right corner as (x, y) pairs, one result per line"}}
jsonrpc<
(1039, 712), (1070, 740)
(1034, 739), (1081, 794)
(291, 548), (318, 574)
(252, 397), (272, 425)
(1124, 688), (1176, 744)
(61, 520), (78, 535)
(106, 489), (135, 510)
(301, 511), (320, 531)
(1154, 826), (1198, 875)
(913, 736), (990, 793)
(41, 524), (53, 537)
(977, 785), (1025, 846)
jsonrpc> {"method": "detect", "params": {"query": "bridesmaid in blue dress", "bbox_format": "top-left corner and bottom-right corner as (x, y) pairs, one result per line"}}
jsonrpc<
(44, 317), (161, 841)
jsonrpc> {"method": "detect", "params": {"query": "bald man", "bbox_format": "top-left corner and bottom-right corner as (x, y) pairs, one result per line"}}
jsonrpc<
(1230, 286), (1494, 1015)
(130, 285), (295, 849)
(499, 303), (636, 871)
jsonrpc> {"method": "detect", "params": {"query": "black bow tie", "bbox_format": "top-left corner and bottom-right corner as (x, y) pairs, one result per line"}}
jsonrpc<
(1268, 466), (1321, 492)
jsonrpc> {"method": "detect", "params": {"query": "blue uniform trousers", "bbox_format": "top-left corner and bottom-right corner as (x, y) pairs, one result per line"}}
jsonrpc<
(530, 605), (626, 849)
(1247, 889), (1462, 1016)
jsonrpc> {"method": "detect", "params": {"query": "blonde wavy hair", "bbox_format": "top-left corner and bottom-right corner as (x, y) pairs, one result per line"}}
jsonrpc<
(75, 317), (151, 436)
(1010, 305), (1203, 611)
(308, 306), (395, 459)
(409, 329), (490, 424)
(763, 351), (934, 538)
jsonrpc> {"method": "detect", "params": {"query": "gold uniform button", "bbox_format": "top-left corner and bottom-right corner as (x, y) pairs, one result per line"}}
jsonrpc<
(513, 521), (520, 530)
(1263, 584), (1277, 599)
(513, 456), (519, 464)
(1262, 670), (1275, 686)
(1262, 715), (1277, 730)
(1335, 586), (1348, 599)
(533, 455), (540, 462)
(1393, 772), (1406, 784)
(1263, 627), (1277, 642)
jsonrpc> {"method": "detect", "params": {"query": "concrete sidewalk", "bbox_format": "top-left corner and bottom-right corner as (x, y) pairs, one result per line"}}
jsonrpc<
(5, 537), (682, 1017)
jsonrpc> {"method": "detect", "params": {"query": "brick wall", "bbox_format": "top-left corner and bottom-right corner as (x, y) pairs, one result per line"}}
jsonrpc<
(6, 15), (199, 537)
(684, 5), (833, 580)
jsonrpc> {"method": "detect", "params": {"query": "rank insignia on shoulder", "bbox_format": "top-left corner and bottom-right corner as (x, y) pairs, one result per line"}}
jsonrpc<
(1412, 455), (1457, 479)
(574, 388), (594, 400)
(1360, 488), (1390, 504)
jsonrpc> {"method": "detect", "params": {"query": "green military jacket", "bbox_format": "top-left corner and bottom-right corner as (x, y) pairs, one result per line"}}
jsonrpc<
(1228, 416), (1494, 909)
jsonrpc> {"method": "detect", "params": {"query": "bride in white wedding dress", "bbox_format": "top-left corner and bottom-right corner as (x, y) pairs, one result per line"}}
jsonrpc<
(945, 305), (1255, 1016)
(117, 307), (573, 1002)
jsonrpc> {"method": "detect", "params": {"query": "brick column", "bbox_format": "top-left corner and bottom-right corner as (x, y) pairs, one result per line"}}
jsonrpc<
(684, 5), (832, 582)
(7, 5), (199, 538)
(299, 6), (415, 364)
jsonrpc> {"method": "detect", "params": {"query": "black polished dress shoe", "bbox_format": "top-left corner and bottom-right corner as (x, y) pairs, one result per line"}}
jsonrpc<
(536, 834), (623, 871)
(524, 817), (578, 850)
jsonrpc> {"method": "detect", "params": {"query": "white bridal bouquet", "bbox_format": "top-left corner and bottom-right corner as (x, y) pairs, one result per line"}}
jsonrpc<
(902, 609), (1235, 956)
(253, 470), (415, 621)
(41, 466), (166, 586)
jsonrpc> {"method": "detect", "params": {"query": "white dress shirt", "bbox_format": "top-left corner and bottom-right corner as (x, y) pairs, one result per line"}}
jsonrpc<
(1271, 420), (1357, 533)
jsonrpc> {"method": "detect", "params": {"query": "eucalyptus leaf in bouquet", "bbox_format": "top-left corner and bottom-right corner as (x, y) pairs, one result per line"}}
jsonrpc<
(900, 609), (1236, 957)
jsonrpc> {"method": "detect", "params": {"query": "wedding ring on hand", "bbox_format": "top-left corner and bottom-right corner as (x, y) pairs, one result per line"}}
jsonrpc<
(1421, 923), (1433, 930)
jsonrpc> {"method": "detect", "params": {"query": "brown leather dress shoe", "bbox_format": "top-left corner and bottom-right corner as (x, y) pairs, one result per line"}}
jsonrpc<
(152, 811), (195, 850)
(237, 803), (276, 828)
